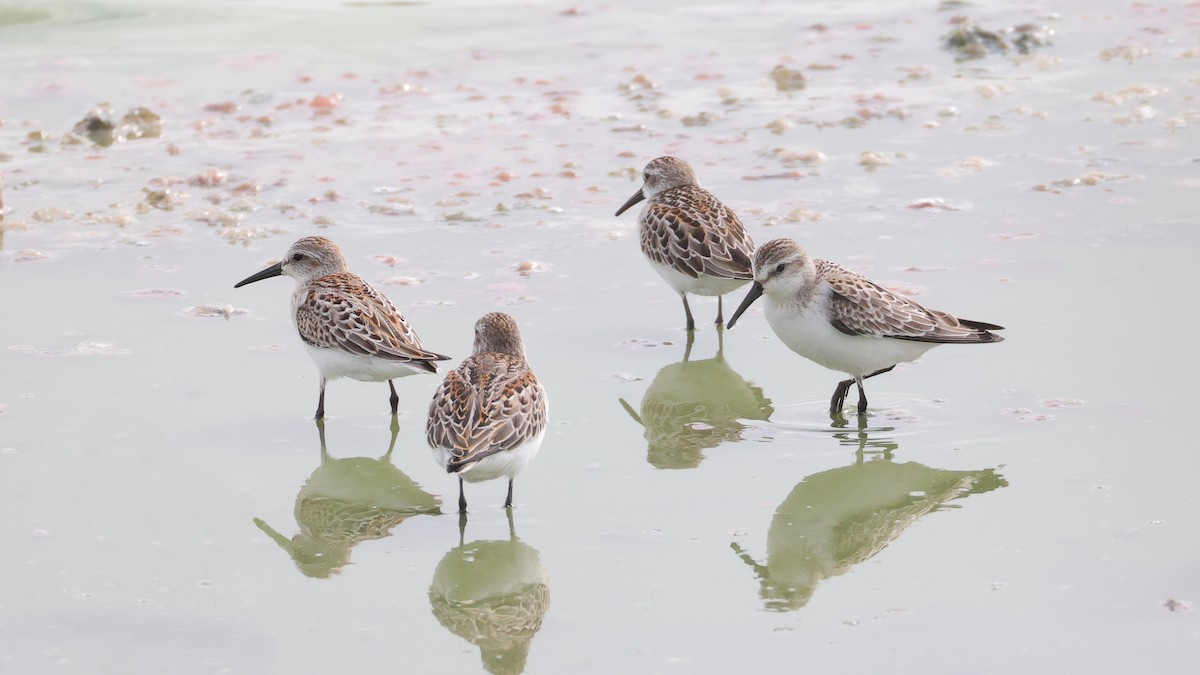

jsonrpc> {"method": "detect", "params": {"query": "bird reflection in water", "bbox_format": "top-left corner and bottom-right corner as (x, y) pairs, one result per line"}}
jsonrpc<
(620, 329), (773, 469)
(732, 419), (1007, 610)
(429, 512), (550, 675)
(254, 418), (441, 578)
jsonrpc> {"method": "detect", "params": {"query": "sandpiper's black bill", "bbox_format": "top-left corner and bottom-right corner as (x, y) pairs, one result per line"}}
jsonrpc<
(614, 189), (646, 217)
(234, 262), (283, 288)
(726, 281), (763, 329)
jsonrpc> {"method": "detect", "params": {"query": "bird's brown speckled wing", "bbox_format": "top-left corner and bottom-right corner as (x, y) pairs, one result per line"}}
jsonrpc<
(820, 260), (1004, 344)
(639, 186), (755, 280)
(426, 353), (548, 470)
(296, 272), (450, 365)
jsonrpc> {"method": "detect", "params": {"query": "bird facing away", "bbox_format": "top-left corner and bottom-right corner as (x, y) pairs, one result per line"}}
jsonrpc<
(234, 236), (450, 420)
(427, 313), (548, 514)
(614, 156), (755, 331)
(726, 238), (1004, 416)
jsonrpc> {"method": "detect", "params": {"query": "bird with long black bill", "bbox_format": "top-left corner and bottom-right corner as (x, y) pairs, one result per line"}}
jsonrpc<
(614, 156), (755, 331)
(234, 236), (450, 420)
(727, 238), (1004, 416)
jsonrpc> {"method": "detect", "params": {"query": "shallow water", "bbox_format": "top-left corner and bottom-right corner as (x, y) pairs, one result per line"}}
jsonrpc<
(2, 0), (1198, 672)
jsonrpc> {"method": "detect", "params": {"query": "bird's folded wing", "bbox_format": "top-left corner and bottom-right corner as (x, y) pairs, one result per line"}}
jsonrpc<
(297, 274), (450, 362)
(825, 268), (997, 344)
(426, 355), (548, 469)
(640, 195), (754, 281)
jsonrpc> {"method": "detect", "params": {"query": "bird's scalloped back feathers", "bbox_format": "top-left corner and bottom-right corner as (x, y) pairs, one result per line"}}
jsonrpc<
(639, 186), (754, 281)
(819, 261), (1004, 344)
(426, 352), (548, 472)
(296, 272), (450, 364)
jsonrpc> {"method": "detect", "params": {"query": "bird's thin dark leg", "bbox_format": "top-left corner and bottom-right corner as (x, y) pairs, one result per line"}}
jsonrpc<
(388, 380), (399, 414)
(458, 477), (467, 514)
(504, 479), (514, 509)
(716, 295), (725, 325)
(864, 365), (896, 380)
(855, 376), (868, 416)
(833, 366), (896, 416)
(682, 294), (696, 332)
(683, 329), (695, 362)
(851, 365), (895, 415)
(830, 378), (854, 414)
(315, 378), (327, 420)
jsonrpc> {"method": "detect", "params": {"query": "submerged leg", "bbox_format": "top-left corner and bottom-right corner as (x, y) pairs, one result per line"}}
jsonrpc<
(681, 294), (696, 332)
(315, 377), (327, 420)
(382, 414), (399, 461)
(833, 366), (896, 415)
(388, 380), (399, 414)
(504, 479), (514, 509)
(830, 378), (854, 414)
(315, 417), (329, 461)
(854, 365), (895, 415)
(458, 477), (467, 514)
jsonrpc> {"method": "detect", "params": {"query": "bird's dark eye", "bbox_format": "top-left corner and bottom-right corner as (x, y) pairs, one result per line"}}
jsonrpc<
(774, 263), (785, 274)
(292, 253), (305, 262)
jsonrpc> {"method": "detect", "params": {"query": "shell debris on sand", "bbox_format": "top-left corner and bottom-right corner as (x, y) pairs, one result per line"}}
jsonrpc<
(184, 304), (248, 319)
(9, 342), (131, 357)
(514, 260), (547, 276)
(11, 249), (52, 263)
(600, 372), (642, 383)
(247, 344), (289, 353)
(122, 288), (186, 299)
(906, 197), (964, 211)
(859, 151), (897, 169)
(379, 275), (424, 287)
(769, 64), (807, 92)
(617, 338), (674, 350)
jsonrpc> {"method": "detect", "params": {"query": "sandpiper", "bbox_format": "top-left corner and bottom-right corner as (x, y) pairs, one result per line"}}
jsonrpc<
(234, 236), (450, 420)
(727, 238), (1004, 416)
(427, 313), (548, 513)
(614, 156), (755, 330)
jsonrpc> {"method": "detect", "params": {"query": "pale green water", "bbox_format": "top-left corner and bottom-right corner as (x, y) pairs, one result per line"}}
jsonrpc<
(1, 0), (1198, 672)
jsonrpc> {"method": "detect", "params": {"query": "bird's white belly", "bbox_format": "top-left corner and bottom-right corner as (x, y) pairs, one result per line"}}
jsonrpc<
(432, 429), (546, 483)
(765, 300), (934, 376)
(304, 344), (428, 382)
(647, 259), (748, 297)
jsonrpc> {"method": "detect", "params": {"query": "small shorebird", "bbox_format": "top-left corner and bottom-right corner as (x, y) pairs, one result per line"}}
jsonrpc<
(727, 238), (1004, 416)
(614, 156), (755, 331)
(427, 313), (548, 513)
(234, 236), (450, 420)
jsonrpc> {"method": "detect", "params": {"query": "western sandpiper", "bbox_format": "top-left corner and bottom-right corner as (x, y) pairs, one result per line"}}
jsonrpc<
(726, 238), (1004, 416)
(427, 313), (548, 513)
(234, 236), (450, 420)
(614, 156), (755, 331)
